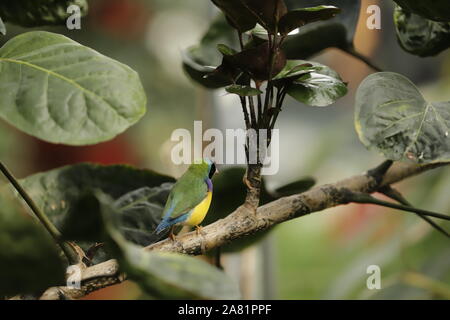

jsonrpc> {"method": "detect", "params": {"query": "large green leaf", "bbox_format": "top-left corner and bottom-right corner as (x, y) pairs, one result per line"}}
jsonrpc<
(394, 5), (450, 57)
(0, 31), (147, 145)
(284, 60), (347, 107)
(113, 185), (172, 246)
(0, 0), (88, 27)
(282, 0), (360, 59)
(0, 189), (65, 296)
(355, 72), (450, 163)
(86, 192), (241, 300)
(393, 0), (450, 22)
(118, 245), (241, 299)
(20, 163), (174, 241)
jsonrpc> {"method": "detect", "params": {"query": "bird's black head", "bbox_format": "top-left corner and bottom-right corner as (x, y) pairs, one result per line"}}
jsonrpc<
(208, 161), (217, 179)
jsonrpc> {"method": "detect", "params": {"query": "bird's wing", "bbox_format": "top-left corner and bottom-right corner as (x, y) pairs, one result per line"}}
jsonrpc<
(162, 171), (208, 220)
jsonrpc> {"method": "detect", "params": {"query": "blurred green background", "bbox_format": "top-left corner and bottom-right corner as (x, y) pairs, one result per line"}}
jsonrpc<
(0, 0), (449, 299)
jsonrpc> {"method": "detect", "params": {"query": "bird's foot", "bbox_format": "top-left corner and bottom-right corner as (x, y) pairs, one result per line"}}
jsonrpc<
(195, 225), (205, 237)
(169, 228), (177, 242)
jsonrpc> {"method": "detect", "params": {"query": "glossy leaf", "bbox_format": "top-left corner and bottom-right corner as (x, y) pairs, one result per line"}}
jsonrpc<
(285, 60), (347, 107)
(0, 31), (147, 145)
(212, 0), (287, 32)
(226, 84), (262, 96)
(211, 0), (257, 32)
(182, 14), (237, 88)
(278, 5), (341, 35)
(273, 61), (315, 83)
(282, 0), (360, 59)
(0, 0), (88, 27)
(394, 5), (450, 57)
(393, 0), (450, 22)
(182, 47), (233, 89)
(355, 72), (450, 163)
(0, 190), (65, 296)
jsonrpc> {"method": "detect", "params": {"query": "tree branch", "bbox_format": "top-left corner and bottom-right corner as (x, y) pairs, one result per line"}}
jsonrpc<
(35, 161), (449, 299)
(145, 161), (449, 255)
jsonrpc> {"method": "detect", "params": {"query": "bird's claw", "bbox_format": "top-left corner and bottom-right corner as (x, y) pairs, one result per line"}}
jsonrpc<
(169, 226), (177, 242)
(195, 225), (205, 237)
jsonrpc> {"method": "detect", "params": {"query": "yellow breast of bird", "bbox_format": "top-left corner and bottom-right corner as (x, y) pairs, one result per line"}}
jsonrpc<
(185, 191), (212, 227)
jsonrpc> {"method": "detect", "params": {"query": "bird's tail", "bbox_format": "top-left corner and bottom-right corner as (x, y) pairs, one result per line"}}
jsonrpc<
(154, 219), (170, 235)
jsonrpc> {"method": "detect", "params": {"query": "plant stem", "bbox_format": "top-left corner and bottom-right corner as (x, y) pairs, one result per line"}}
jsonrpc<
(344, 47), (383, 72)
(257, 90), (263, 127)
(380, 186), (449, 238)
(240, 96), (251, 129)
(347, 192), (450, 221)
(248, 96), (257, 127)
(237, 31), (244, 50)
(0, 161), (79, 264)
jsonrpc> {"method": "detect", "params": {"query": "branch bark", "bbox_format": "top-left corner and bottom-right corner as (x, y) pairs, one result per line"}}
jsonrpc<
(144, 161), (448, 255)
(37, 161), (449, 299)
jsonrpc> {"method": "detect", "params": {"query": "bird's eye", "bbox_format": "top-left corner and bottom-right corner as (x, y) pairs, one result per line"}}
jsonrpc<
(209, 163), (216, 179)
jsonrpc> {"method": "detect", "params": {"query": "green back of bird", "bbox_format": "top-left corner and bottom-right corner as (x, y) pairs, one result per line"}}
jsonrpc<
(162, 162), (209, 219)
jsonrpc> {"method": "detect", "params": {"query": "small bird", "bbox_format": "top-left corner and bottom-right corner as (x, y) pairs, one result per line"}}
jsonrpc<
(155, 158), (218, 240)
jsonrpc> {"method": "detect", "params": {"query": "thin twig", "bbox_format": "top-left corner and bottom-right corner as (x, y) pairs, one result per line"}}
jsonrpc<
(380, 186), (449, 237)
(0, 161), (79, 264)
(346, 192), (450, 221)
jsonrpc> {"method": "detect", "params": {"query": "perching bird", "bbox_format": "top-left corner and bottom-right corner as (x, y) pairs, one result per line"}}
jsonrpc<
(155, 158), (217, 240)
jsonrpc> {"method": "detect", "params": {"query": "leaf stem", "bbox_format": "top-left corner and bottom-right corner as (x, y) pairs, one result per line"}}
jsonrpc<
(248, 96), (257, 127)
(346, 191), (450, 221)
(0, 161), (79, 264)
(380, 186), (449, 238)
(240, 96), (251, 130)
